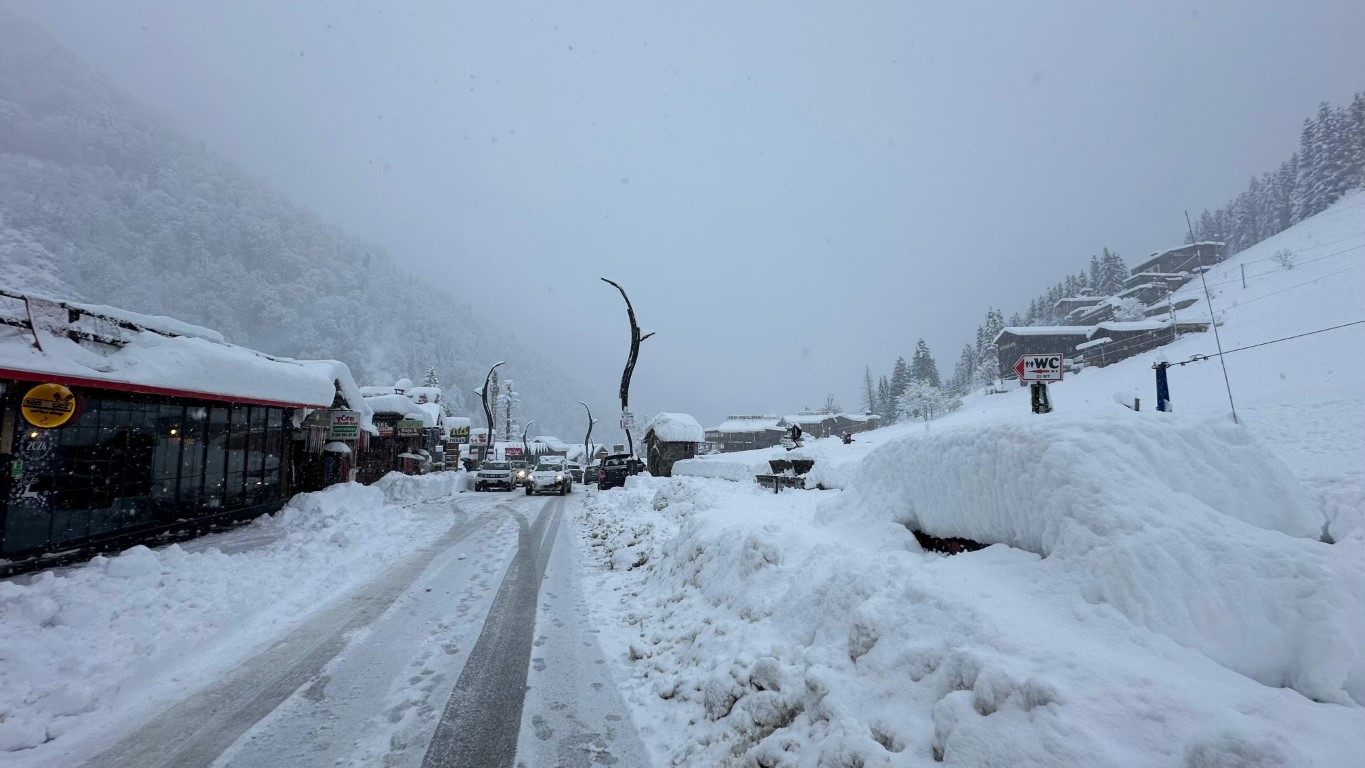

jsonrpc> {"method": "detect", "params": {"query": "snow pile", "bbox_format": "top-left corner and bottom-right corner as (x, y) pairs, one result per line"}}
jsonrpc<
(372, 469), (469, 501)
(576, 474), (1365, 768)
(818, 414), (1362, 704)
(674, 432), (891, 490)
(642, 412), (705, 443)
(0, 481), (455, 755)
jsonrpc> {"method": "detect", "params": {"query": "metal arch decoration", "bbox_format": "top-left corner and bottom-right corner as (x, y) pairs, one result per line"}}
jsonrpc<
(601, 277), (654, 455)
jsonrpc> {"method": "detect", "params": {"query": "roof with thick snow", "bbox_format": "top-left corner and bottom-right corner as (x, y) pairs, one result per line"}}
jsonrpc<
(531, 435), (571, 452)
(1088, 321), (1170, 338)
(0, 289), (372, 425)
(1075, 337), (1113, 351)
(362, 392), (428, 420)
(995, 326), (1095, 343)
(711, 415), (784, 433)
(643, 412), (705, 443)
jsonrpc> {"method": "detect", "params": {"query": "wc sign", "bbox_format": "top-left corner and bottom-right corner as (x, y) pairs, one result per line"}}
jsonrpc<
(1014, 353), (1064, 382)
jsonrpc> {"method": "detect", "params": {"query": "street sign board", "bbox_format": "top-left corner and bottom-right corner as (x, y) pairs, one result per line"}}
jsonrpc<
(1014, 353), (1064, 382)
(395, 419), (426, 437)
(328, 410), (360, 441)
(620, 411), (635, 431)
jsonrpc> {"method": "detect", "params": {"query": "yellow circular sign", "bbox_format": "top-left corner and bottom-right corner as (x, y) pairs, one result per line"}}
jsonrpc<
(21, 383), (77, 428)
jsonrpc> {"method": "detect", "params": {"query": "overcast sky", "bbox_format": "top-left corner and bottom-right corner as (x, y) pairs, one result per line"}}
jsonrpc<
(14, 0), (1365, 427)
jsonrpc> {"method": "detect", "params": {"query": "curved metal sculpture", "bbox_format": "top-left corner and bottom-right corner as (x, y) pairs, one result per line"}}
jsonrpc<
(478, 361), (505, 464)
(578, 401), (595, 466)
(521, 420), (536, 463)
(601, 278), (654, 455)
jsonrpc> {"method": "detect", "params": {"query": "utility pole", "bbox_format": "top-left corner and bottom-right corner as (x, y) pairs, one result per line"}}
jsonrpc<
(601, 278), (654, 456)
(1185, 211), (1238, 424)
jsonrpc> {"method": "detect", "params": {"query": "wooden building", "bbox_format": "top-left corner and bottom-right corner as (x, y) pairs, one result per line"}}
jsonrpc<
(1130, 242), (1224, 276)
(0, 290), (371, 574)
(705, 415), (786, 453)
(642, 413), (704, 477)
(994, 327), (1095, 379)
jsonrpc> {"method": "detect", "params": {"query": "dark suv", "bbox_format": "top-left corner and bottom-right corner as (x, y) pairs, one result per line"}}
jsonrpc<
(597, 453), (646, 490)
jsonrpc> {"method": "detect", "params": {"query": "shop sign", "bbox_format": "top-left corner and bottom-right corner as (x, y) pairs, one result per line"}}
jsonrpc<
(328, 410), (360, 441)
(22, 383), (77, 428)
(504, 447), (524, 457)
(448, 424), (471, 444)
(395, 419), (426, 437)
(377, 424), (395, 438)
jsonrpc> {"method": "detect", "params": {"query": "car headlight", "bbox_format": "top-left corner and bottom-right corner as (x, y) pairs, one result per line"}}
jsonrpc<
(555, 474), (563, 481)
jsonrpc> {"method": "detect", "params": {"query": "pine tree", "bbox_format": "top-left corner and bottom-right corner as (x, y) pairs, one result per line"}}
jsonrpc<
(888, 357), (911, 421)
(876, 376), (891, 420)
(1292, 114), (1322, 223)
(422, 365), (440, 388)
(501, 379), (521, 442)
(909, 338), (941, 388)
(1087, 254), (1102, 294)
(1348, 93), (1365, 191)
(862, 366), (877, 415)
(951, 344), (976, 395)
(1271, 155), (1298, 233)
(1099, 248), (1127, 294)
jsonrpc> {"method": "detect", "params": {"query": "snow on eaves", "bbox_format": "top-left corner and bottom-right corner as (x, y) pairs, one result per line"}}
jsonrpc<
(643, 412), (704, 443)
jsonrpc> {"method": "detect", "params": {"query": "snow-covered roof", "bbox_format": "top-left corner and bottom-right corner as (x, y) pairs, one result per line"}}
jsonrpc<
(0, 290), (371, 425)
(1089, 321), (1169, 338)
(359, 385), (397, 397)
(1074, 337), (1113, 351)
(1052, 296), (1106, 309)
(785, 413), (837, 426)
(711, 415), (784, 433)
(406, 386), (441, 402)
(994, 326), (1094, 343)
(363, 392), (427, 420)
(643, 412), (705, 443)
(531, 435), (571, 452)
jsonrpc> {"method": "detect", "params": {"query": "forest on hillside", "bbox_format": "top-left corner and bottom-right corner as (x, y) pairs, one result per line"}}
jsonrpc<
(0, 9), (592, 436)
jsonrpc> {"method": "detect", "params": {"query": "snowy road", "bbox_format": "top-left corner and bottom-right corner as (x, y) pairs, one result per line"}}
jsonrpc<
(67, 489), (647, 768)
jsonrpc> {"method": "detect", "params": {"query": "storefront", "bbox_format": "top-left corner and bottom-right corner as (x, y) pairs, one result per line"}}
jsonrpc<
(0, 290), (372, 573)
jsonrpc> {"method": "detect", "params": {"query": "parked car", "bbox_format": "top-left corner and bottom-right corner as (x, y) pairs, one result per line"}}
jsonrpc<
(567, 463), (584, 483)
(597, 453), (633, 490)
(583, 462), (599, 486)
(528, 458), (572, 495)
(474, 461), (514, 491)
(510, 460), (532, 488)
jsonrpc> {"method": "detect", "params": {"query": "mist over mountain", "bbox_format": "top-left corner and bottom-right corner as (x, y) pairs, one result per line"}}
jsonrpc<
(0, 8), (599, 437)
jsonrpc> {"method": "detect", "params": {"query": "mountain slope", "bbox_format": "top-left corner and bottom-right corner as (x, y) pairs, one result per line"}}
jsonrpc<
(0, 7), (592, 435)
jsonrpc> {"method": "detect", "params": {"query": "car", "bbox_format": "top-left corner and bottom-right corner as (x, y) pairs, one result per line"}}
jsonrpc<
(510, 460), (532, 488)
(567, 463), (584, 483)
(597, 453), (633, 490)
(583, 462), (599, 486)
(527, 458), (572, 495)
(474, 461), (514, 491)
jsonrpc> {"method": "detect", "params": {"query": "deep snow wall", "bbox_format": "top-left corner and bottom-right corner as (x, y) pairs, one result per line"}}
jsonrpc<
(819, 415), (1365, 704)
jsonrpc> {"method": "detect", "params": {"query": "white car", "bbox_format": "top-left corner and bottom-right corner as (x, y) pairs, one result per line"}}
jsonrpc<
(527, 459), (572, 496)
(474, 461), (514, 491)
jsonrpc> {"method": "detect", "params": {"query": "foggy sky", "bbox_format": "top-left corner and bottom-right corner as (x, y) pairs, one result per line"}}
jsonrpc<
(14, 0), (1365, 428)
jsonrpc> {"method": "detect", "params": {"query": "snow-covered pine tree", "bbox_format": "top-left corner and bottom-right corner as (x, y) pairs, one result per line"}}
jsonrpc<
(877, 376), (891, 420)
(1348, 93), (1365, 191)
(422, 366), (440, 388)
(951, 344), (976, 395)
(1272, 155), (1298, 233)
(501, 379), (521, 442)
(888, 357), (911, 421)
(1099, 248), (1127, 294)
(909, 338), (941, 388)
(862, 366), (877, 415)
(1291, 114), (1322, 223)
(1087, 254), (1103, 294)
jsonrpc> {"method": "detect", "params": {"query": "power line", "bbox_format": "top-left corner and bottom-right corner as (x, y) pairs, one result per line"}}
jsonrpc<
(1169, 319), (1365, 366)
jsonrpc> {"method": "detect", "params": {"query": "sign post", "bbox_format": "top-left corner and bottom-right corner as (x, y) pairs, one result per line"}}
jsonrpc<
(1014, 354), (1062, 414)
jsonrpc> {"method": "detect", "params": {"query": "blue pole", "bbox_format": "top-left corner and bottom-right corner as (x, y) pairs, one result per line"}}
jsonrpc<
(1155, 363), (1171, 412)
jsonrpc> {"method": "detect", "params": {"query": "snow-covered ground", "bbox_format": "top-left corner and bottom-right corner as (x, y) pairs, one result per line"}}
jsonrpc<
(0, 472), (467, 760)
(574, 195), (1365, 766)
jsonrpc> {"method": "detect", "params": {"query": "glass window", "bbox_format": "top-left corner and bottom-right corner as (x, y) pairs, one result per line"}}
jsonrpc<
(204, 406), (230, 508)
(225, 405), (249, 506)
(179, 406), (208, 511)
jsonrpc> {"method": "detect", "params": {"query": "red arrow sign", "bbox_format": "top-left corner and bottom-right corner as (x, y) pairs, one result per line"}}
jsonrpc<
(1014, 354), (1064, 381)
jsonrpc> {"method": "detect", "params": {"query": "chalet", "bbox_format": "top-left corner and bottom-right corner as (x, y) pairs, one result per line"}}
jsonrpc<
(1053, 296), (1106, 321)
(994, 327), (1094, 378)
(783, 412), (881, 438)
(1116, 281), (1172, 307)
(642, 413), (705, 477)
(1074, 320), (1210, 367)
(0, 289), (372, 573)
(706, 415), (785, 453)
(1123, 271), (1193, 292)
(1131, 242), (1223, 277)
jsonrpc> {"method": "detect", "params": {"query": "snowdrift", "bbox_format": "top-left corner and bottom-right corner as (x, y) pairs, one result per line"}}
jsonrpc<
(819, 414), (1365, 704)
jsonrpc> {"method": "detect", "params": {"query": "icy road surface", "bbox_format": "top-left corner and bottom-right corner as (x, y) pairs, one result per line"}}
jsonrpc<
(65, 491), (647, 768)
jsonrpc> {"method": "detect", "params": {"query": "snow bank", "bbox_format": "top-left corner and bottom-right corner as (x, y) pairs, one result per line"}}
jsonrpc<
(817, 415), (1363, 704)
(642, 412), (705, 443)
(0, 481), (455, 756)
(575, 474), (1365, 768)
